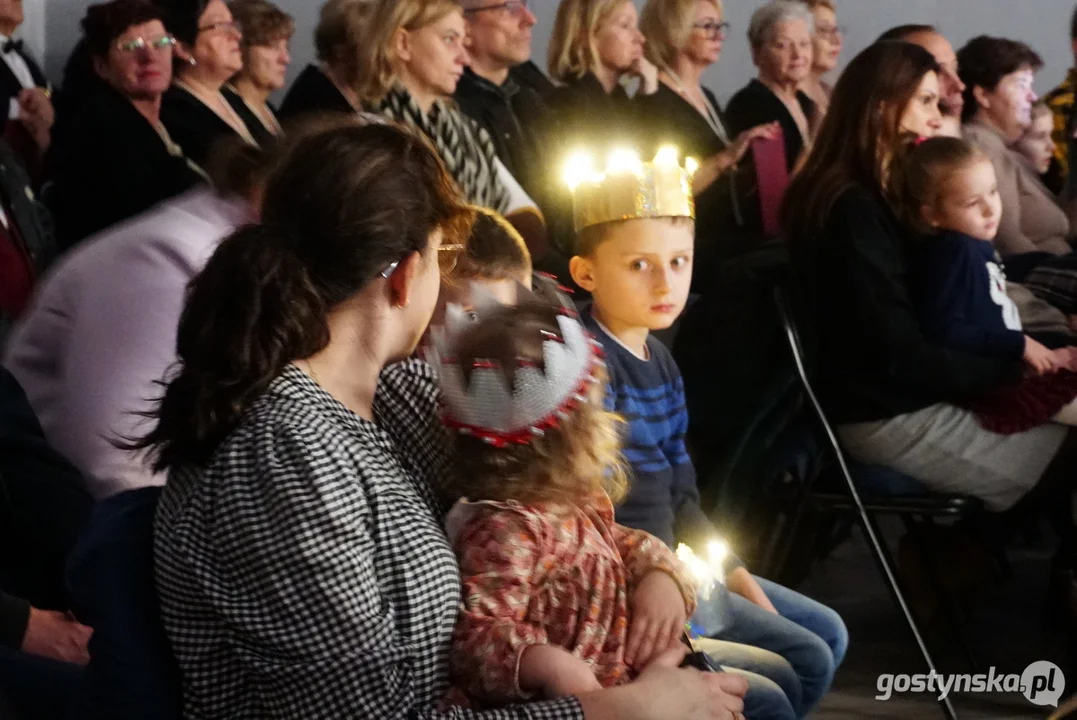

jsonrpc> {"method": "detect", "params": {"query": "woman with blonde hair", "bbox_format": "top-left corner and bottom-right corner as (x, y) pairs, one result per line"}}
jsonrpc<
(545, 0), (659, 154)
(637, 0), (779, 283)
(796, 0), (843, 116)
(279, 0), (371, 118)
(359, 0), (548, 259)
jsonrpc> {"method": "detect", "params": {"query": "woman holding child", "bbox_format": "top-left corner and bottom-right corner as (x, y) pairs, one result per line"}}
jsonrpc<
(142, 119), (747, 719)
(784, 41), (1074, 519)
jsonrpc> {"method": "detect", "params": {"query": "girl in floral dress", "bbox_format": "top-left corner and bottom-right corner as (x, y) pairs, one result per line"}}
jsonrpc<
(430, 298), (699, 708)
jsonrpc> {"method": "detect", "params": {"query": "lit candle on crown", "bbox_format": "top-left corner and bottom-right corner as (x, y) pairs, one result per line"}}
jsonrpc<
(606, 148), (644, 177)
(651, 145), (685, 215)
(563, 152), (597, 192)
(653, 145), (680, 168)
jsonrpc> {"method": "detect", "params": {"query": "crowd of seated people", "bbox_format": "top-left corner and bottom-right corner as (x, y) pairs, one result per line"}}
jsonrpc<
(10, 0), (1077, 717)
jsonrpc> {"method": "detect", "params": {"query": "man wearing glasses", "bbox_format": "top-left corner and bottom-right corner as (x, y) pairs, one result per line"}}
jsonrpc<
(457, 0), (578, 273)
(455, 0), (549, 210)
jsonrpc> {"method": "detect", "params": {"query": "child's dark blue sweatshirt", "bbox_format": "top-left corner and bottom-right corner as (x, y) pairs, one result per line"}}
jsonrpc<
(584, 313), (742, 572)
(912, 229), (1025, 360)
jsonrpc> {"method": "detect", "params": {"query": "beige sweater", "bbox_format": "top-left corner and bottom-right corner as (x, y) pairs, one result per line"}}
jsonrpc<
(964, 121), (1072, 257)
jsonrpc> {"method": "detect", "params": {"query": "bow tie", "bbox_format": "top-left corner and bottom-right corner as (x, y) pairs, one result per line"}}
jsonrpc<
(2, 39), (23, 54)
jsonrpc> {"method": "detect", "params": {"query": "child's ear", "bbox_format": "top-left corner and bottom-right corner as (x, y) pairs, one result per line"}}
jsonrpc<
(569, 255), (597, 293)
(920, 203), (941, 229)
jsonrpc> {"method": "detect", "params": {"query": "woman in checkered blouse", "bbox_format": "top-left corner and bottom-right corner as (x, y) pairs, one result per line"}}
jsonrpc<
(133, 118), (747, 719)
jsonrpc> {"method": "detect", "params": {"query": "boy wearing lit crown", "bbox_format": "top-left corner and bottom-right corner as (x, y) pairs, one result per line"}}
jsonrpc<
(567, 146), (848, 720)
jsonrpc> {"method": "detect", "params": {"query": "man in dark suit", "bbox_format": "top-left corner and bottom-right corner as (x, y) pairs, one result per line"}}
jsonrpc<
(0, 0), (53, 167)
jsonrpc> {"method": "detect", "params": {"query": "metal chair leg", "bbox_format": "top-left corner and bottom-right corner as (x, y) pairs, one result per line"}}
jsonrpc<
(777, 288), (958, 719)
(860, 511), (960, 720)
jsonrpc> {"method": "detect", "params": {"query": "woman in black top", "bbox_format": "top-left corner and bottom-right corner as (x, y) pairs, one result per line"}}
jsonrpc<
(637, 0), (778, 282)
(49, 0), (204, 248)
(160, 0), (260, 166)
(782, 41), (1069, 513)
(725, 1), (816, 173)
(278, 0), (364, 119)
(546, 0), (659, 156)
(224, 0), (294, 146)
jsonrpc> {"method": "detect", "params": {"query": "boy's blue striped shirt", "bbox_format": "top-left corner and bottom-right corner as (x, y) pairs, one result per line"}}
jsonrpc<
(584, 313), (721, 551)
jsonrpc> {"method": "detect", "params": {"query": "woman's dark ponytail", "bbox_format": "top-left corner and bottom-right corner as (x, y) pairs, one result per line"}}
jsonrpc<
(133, 120), (474, 471)
(135, 225), (328, 470)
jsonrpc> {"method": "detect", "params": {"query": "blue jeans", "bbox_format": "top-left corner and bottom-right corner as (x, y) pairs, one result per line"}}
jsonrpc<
(696, 576), (848, 719)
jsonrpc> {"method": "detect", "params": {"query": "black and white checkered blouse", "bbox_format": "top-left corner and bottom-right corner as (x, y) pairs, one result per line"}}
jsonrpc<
(154, 361), (585, 719)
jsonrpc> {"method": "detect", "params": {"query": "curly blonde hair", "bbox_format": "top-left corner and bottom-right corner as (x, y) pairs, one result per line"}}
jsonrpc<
(440, 301), (628, 506)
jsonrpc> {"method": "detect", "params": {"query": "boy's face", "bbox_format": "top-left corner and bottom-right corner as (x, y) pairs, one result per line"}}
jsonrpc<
(432, 274), (531, 326)
(570, 217), (694, 331)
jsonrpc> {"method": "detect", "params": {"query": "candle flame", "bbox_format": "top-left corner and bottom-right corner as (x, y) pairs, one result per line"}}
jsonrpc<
(563, 152), (597, 191)
(606, 148), (643, 177)
(653, 145), (680, 167)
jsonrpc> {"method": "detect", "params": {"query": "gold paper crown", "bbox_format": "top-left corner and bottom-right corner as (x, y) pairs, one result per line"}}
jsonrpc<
(564, 146), (698, 232)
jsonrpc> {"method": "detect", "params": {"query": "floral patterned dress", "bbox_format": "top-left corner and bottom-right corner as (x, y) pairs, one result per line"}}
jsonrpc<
(447, 494), (697, 707)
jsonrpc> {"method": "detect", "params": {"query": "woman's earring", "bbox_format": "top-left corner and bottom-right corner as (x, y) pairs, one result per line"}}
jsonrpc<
(189, 56), (197, 66)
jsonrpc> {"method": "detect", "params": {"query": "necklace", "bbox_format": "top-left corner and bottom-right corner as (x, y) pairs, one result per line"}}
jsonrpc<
(174, 78), (258, 146)
(664, 68), (731, 145)
(228, 84), (283, 137)
(148, 116), (211, 182)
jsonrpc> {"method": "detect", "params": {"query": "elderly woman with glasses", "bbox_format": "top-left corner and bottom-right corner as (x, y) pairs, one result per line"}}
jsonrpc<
(48, 0), (206, 248)
(796, 0), (842, 117)
(161, 0), (264, 166)
(637, 0), (779, 283)
(726, 0), (817, 174)
(224, 0), (294, 145)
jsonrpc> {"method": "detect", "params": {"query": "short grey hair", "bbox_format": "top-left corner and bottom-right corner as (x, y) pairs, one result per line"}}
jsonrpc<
(747, 1), (814, 48)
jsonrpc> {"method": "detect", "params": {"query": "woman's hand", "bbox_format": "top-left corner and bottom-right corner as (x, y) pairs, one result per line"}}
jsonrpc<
(519, 644), (602, 698)
(1024, 335), (1059, 375)
(723, 122), (781, 166)
(578, 646), (748, 720)
(626, 571), (688, 668)
(726, 567), (778, 615)
(630, 57), (659, 96)
(691, 122), (781, 194)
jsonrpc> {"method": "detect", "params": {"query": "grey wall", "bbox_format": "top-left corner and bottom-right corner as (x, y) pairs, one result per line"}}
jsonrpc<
(36, 0), (1077, 102)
